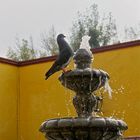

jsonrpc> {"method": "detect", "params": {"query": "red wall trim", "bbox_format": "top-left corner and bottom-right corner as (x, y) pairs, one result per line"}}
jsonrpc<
(18, 55), (57, 66)
(0, 40), (140, 66)
(91, 40), (140, 54)
(0, 57), (18, 66)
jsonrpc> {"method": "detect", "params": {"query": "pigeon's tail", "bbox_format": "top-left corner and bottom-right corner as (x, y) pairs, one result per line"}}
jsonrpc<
(45, 65), (59, 80)
(45, 74), (50, 80)
(45, 70), (52, 80)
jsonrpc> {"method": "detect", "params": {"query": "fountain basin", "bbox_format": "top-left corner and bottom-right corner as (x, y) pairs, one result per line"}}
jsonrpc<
(59, 69), (109, 93)
(39, 117), (128, 140)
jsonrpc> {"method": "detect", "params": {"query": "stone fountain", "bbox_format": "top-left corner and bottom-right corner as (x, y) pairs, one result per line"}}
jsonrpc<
(39, 36), (128, 140)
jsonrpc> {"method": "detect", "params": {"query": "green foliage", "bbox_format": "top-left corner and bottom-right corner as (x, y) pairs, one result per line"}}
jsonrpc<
(6, 27), (58, 61)
(6, 37), (43, 61)
(70, 4), (118, 51)
(41, 26), (58, 56)
(124, 25), (140, 41)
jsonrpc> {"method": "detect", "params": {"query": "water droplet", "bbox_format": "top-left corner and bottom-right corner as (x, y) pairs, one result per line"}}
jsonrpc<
(104, 78), (112, 99)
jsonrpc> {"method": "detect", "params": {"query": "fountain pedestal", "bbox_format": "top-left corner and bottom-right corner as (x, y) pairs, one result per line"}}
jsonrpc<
(40, 48), (128, 140)
(59, 68), (108, 117)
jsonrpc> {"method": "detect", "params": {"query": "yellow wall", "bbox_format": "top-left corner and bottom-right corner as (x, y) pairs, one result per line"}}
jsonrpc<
(93, 46), (140, 136)
(0, 63), (18, 140)
(0, 45), (140, 140)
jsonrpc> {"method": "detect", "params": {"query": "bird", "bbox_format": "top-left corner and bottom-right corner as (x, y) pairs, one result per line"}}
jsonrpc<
(45, 34), (73, 80)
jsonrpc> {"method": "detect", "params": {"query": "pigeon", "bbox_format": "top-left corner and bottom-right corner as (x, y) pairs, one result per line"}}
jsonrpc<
(45, 34), (73, 80)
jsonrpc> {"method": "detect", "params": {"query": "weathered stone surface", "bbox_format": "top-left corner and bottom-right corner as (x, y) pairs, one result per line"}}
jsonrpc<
(39, 117), (128, 140)
(59, 68), (109, 117)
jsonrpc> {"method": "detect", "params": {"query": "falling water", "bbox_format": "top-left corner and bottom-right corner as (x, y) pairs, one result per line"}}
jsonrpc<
(89, 69), (93, 93)
(79, 35), (93, 58)
(104, 77), (112, 99)
(79, 35), (94, 92)
(64, 79), (72, 116)
(80, 35), (91, 49)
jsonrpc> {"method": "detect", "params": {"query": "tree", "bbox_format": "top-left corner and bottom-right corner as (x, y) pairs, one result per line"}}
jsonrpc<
(6, 27), (59, 61)
(40, 26), (58, 56)
(7, 37), (42, 61)
(70, 4), (118, 51)
(123, 25), (140, 41)
(6, 26), (59, 61)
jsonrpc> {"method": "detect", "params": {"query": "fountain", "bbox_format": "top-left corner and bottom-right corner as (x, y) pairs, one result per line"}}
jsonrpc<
(39, 36), (128, 140)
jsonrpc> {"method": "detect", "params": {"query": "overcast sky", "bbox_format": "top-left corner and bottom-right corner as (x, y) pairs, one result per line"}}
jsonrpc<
(0, 0), (140, 57)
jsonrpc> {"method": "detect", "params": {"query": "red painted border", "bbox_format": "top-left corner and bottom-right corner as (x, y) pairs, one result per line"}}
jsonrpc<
(0, 57), (18, 66)
(91, 40), (140, 54)
(18, 55), (57, 66)
(0, 40), (140, 66)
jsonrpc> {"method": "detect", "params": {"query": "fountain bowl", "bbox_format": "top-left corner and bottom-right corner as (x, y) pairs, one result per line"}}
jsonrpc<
(39, 117), (128, 140)
(59, 68), (109, 93)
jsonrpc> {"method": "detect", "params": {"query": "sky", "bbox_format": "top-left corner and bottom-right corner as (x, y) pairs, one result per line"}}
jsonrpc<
(0, 0), (140, 57)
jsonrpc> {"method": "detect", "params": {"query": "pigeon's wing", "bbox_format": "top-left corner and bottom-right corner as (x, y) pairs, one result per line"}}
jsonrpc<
(45, 48), (72, 80)
(56, 47), (72, 66)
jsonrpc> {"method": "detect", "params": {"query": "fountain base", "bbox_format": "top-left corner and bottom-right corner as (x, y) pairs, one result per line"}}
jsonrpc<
(39, 117), (127, 140)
